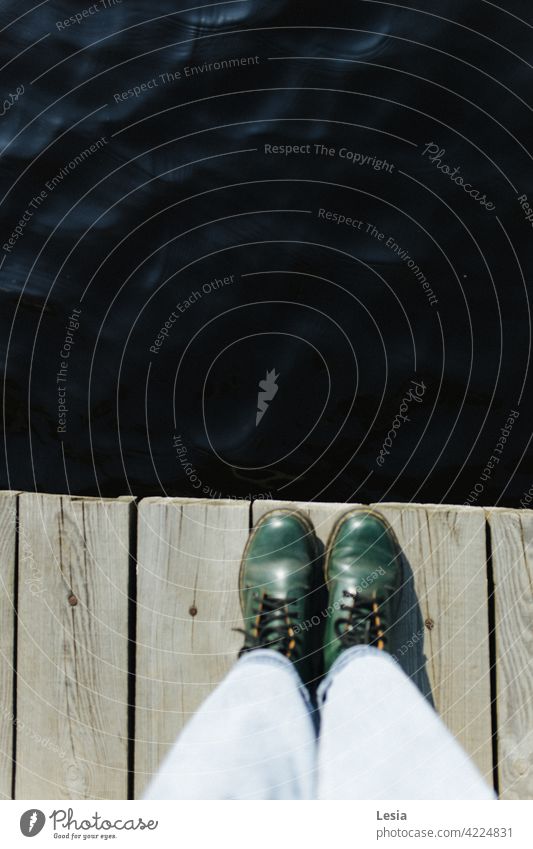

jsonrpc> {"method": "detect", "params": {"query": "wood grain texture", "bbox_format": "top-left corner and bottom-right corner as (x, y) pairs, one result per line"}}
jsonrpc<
(0, 492), (18, 799)
(488, 509), (533, 799)
(134, 497), (249, 798)
(253, 500), (492, 781)
(15, 493), (133, 799)
(1, 493), (504, 797)
(374, 503), (492, 782)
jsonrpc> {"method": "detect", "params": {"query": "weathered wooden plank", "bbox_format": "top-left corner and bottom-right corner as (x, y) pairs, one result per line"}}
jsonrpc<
(0, 492), (18, 799)
(134, 497), (249, 798)
(15, 493), (133, 799)
(6, 492), (499, 797)
(488, 509), (533, 799)
(253, 500), (492, 781)
(375, 503), (492, 782)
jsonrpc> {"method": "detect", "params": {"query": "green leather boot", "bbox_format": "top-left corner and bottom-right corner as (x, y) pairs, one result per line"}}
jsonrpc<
(237, 508), (321, 683)
(323, 508), (403, 673)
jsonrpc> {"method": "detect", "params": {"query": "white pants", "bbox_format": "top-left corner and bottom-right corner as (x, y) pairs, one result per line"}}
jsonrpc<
(143, 646), (495, 800)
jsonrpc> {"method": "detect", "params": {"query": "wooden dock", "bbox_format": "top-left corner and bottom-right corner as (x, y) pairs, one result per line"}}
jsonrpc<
(0, 491), (532, 799)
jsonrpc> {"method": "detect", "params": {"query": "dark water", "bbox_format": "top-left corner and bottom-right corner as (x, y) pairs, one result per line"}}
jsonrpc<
(1, 0), (532, 506)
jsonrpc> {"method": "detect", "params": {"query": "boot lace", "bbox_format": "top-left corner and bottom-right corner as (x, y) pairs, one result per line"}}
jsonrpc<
(335, 589), (387, 650)
(235, 592), (299, 658)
